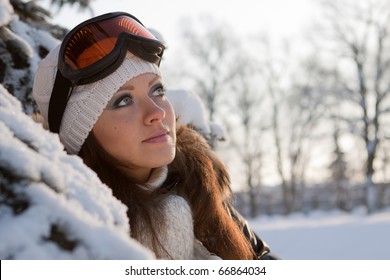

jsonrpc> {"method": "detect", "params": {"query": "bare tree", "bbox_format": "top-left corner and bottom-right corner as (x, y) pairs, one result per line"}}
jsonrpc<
(260, 39), (328, 214)
(255, 38), (292, 214)
(225, 54), (266, 217)
(178, 16), (237, 122)
(318, 0), (390, 213)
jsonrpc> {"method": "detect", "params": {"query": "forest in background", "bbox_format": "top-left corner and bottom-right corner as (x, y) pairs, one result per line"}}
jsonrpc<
(2, 0), (390, 218)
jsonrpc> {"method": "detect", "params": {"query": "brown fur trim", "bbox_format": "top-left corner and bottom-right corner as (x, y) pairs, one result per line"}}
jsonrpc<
(169, 125), (255, 259)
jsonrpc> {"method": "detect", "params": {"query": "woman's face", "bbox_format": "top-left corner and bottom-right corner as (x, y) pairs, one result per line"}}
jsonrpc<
(92, 73), (176, 183)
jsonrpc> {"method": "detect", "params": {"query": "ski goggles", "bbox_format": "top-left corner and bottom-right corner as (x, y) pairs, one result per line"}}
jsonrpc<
(48, 12), (166, 133)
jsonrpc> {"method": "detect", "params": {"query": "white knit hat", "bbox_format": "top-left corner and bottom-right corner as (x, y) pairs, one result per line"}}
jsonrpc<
(33, 44), (161, 154)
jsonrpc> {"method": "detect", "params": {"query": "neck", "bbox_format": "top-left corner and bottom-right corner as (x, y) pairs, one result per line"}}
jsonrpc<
(117, 166), (152, 184)
(117, 166), (168, 188)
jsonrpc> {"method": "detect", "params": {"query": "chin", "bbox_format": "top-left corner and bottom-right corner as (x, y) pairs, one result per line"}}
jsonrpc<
(152, 151), (176, 167)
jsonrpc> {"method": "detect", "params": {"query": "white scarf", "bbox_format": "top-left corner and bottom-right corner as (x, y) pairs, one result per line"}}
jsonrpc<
(135, 167), (220, 260)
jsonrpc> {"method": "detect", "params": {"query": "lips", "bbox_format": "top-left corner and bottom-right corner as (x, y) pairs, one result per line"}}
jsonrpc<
(143, 128), (170, 143)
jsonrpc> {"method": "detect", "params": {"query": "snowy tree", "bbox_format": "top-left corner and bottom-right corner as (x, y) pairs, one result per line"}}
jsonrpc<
(0, 0), (157, 259)
(0, 0), (73, 113)
(318, 0), (390, 213)
(47, 0), (92, 9)
(0, 0), (98, 114)
(0, 84), (154, 259)
(178, 15), (237, 122)
(226, 53), (266, 218)
(258, 39), (329, 214)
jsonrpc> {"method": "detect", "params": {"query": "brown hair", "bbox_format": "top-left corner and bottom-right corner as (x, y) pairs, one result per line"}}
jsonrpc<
(79, 125), (255, 259)
(79, 133), (171, 257)
(170, 126), (255, 259)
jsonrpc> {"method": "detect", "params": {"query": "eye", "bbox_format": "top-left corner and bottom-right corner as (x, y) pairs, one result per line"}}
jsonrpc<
(150, 84), (166, 98)
(110, 93), (134, 109)
(116, 95), (133, 107)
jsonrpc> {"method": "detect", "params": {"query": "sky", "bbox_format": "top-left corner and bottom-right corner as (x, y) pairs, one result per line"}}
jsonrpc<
(42, 0), (320, 57)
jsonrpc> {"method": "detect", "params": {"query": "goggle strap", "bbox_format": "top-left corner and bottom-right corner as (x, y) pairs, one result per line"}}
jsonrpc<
(48, 71), (73, 133)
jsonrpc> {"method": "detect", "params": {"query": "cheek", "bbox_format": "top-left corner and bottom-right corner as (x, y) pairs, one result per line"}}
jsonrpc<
(93, 117), (123, 149)
(164, 104), (177, 144)
(94, 111), (140, 150)
(165, 101), (176, 127)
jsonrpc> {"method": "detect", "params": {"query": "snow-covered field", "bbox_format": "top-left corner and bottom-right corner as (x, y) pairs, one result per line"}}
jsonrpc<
(249, 208), (390, 260)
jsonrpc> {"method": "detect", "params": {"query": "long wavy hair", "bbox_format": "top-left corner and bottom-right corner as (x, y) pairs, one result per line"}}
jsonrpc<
(79, 125), (255, 259)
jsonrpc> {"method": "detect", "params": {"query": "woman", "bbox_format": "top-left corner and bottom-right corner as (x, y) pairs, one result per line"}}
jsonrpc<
(32, 12), (275, 260)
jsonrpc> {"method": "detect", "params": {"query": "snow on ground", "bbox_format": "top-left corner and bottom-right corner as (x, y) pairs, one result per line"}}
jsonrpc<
(0, 0), (12, 27)
(249, 207), (390, 260)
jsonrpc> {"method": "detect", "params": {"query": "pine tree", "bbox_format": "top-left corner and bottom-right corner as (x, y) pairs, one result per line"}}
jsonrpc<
(0, 0), (89, 114)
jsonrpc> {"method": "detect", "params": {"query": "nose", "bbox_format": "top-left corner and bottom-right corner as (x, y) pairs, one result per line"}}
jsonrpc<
(144, 98), (166, 125)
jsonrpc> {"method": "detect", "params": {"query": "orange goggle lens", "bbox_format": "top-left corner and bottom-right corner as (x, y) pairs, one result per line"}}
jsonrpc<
(63, 15), (158, 70)
(49, 13), (164, 134)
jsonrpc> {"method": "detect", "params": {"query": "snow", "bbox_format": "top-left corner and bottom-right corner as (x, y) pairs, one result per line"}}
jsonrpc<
(0, 0), (223, 258)
(167, 89), (225, 141)
(0, 78), (222, 260)
(0, 0), (13, 27)
(9, 17), (60, 70)
(167, 89), (212, 134)
(0, 0), (60, 114)
(249, 207), (390, 259)
(1, 0), (388, 260)
(2, 74), (388, 261)
(0, 85), (154, 259)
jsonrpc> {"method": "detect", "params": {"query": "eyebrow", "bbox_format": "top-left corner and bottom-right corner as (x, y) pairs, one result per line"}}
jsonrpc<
(116, 76), (161, 93)
(117, 84), (134, 92)
(148, 75), (161, 86)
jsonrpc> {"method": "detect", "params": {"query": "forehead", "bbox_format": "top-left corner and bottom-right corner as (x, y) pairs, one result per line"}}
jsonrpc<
(117, 73), (161, 91)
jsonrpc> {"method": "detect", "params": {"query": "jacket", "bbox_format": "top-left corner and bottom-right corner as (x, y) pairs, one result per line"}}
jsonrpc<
(227, 205), (280, 260)
(137, 166), (279, 260)
(168, 125), (280, 260)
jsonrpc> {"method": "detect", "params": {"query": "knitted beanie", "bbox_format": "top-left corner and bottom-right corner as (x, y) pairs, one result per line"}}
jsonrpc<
(33, 44), (161, 154)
